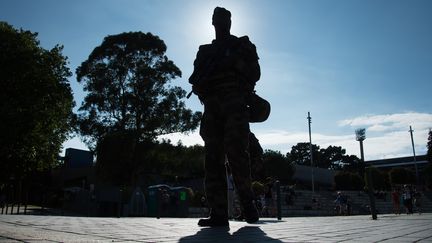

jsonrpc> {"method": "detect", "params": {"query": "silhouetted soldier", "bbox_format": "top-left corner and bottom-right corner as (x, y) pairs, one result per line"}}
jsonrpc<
(189, 7), (261, 227)
(249, 132), (265, 182)
(228, 132), (266, 221)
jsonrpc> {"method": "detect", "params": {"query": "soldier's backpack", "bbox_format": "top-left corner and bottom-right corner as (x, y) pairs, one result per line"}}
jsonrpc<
(248, 92), (271, 123)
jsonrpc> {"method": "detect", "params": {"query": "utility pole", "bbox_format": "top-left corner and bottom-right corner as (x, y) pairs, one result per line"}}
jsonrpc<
(409, 126), (419, 186)
(307, 112), (314, 193)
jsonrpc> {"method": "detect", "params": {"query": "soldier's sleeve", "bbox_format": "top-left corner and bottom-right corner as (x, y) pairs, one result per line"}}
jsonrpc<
(189, 47), (201, 85)
(238, 36), (261, 85)
(189, 44), (211, 85)
(189, 44), (214, 99)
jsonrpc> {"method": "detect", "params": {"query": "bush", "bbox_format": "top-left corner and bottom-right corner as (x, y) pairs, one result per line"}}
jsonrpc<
(334, 171), (364, 190)
(190, 190), (206, 207)
(389, 168), (415, 185)
(364, 167), (390, 190)
(252, 181), (265, 196)
(423, 164), (432, 190)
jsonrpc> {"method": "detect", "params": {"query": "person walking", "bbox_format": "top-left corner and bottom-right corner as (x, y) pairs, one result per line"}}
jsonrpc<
(391, 188), (401, 215)
(402, 185), (413, 214)
(413, 190), (422, 215)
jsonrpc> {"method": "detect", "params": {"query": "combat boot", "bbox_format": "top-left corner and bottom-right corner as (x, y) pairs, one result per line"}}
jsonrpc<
(243, 202), (259, 224)
(198, 210), (229, 227)
(234, 213), (244, 221)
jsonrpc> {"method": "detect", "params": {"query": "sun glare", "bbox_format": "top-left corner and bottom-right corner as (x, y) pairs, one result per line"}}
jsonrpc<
(188, 7), (214, 44)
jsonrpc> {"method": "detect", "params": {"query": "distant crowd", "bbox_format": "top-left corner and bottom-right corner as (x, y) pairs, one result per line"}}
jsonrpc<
(391, 184), (422, 215)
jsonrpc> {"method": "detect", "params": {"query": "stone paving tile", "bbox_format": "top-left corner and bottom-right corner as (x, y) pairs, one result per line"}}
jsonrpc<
(420, 237), (432, 243)
(1, 214), (431, 242)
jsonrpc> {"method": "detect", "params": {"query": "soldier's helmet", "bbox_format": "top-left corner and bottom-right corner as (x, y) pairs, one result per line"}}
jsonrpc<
(249, 93), (271, 123)
(212, 7), (231, 28)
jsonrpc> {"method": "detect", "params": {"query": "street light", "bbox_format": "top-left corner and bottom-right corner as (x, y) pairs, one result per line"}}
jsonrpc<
(355, 128), (366, 176)
(355, 128), (366, 141)
(355, 128), (377, 220)
(409, 126), (419, 186)
(307, 112), (314, 193)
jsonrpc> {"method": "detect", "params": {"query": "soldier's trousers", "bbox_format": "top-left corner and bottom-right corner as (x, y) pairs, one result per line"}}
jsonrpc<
(249, 132), (265, 182)
(200, 93), (254, 217)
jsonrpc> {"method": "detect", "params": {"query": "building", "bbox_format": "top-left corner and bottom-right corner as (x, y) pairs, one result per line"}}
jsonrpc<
(292, 165), (336, 189)
(365, 155), (428, 170)
(54, 148), (95, 188)
(64, 148), (94, 168)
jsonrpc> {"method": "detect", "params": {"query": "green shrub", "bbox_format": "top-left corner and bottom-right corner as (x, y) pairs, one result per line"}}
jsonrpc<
(389, 168), (415, 185)
(334, 171), (364, 190)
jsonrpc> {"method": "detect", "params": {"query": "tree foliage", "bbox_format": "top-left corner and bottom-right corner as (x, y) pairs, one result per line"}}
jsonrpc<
(339, 155), (362, 173)
(76, 32), (201, 149)
(424, 130), (432, 189)
(95, 131), (136, 186)
(364, 166), (389, 190)
(97, 137), (205, 186)
(263, 149), (295, 181)
(0, 22), (74, 182)
(134, 141), (205, 180)
(423, 164), (432, 189)
(286, 143), (360, 171)
(321, 145), (353, 170)
(287, 143), (321, 167)
(389, 167), (415, 186)
(334, 171), (364, 190)
(427, 129), (432, 163)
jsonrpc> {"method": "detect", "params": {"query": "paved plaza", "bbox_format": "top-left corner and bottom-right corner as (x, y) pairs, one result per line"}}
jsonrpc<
(0, 213), (431, 242)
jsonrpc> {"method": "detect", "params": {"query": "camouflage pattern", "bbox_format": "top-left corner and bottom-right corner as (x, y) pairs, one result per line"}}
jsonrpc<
(189, 35), (260, 100)
(249, 132), (265, 182)
(190, 34), (260, 217)
(199, 94), (251, 216)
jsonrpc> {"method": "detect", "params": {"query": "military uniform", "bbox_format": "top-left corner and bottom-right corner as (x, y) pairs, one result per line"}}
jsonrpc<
(249, 132), (265, 182)
(189, 9), (261, 224)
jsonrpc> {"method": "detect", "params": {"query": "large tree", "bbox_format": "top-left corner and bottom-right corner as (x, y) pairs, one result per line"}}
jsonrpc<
(0, 22), (75, 183)
(425, 130), (432, 188)
(320, 145), (346, 170)
(389, 167), (415, 186)
(334, 171), (364, 190)
(263, 149), (295, 181)
(76, 32), (200, 149)
(339, 155), (362, 173)
(287, 142), (322, 167)
(322, 146), (362, 171)
(427, 129), (432, 163)
(96, 133), (205, 186)
(287, 142), (361, 170)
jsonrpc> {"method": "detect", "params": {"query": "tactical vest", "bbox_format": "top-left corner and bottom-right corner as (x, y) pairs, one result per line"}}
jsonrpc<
(189, 35), (260, 98)
(189, 35), (270, 123)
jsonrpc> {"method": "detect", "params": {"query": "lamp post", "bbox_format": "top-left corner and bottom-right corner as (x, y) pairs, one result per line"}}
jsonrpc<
(355, 128), (366, 176)
(409, 126), (419, 186)
(355, 128), (377, 220)
(307, 112), (314, 193)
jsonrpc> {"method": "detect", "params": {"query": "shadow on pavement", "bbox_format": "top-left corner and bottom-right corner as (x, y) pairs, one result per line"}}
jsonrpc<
(179, 226), (283, 242)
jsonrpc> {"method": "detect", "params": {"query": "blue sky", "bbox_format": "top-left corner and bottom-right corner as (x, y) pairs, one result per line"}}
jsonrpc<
(1, 0), (431, 160)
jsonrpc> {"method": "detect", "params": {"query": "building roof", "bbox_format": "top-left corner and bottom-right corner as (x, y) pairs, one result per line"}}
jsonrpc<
(365, 155), (428, 168)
